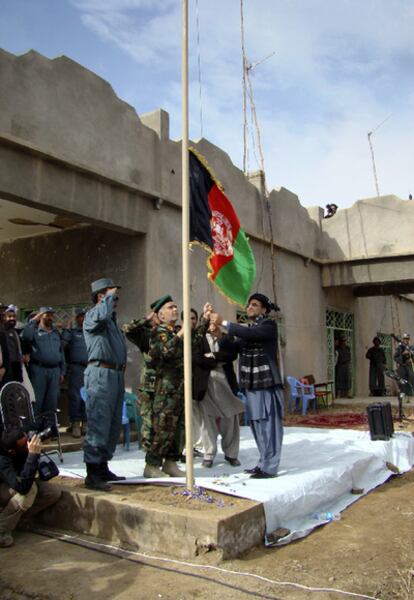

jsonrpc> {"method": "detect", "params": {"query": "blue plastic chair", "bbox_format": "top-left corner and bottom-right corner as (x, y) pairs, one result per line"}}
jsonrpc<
(80, 387), (137, 450)
(122, 400), (131, 451)
(286, 376), (317, 415)
(124, 391), (142, 449)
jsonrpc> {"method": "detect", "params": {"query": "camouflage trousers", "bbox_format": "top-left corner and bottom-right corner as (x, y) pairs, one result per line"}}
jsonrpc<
(138, 388), (154, 451)
(145, 378), (184, 467)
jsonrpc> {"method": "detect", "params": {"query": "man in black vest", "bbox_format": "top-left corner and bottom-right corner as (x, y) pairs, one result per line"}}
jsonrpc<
(211, 293), (283, 479)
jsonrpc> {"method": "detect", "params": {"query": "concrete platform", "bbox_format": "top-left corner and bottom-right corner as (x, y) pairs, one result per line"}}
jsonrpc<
(37, 479), (265, 560)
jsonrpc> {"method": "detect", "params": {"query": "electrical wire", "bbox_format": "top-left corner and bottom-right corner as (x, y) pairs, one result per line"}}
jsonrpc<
(31, 528), (380, 600)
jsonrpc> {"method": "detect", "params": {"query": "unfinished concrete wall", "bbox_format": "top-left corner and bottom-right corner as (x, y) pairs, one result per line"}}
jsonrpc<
(0, 225), (145, 389)
(321, 196), (414, 261)
(2, 47), (414, 400)
(355, 295), (414, 395)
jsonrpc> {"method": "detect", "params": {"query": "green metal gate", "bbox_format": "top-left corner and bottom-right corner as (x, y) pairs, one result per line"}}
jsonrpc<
(326, 309), (355, 396)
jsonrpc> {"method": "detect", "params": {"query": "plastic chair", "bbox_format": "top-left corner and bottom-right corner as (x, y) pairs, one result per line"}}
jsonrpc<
(303, 374), (334, 408)
(124, 391), (142, 449)
(122, 400), (131, 451)
(80, 388), (139, 450)
(286, 376), (317, 415)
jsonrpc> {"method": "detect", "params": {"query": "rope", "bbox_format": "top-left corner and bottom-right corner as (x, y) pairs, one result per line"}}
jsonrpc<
(195, 0), (204, 139)
(390, 295), (402, 339)
(240, 0), (248, 174)
(32, 528), (381, 600)
(239, 0), (278, 304)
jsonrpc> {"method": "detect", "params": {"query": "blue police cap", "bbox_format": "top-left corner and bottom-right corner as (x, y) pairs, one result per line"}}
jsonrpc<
(39, 306), (55, 314)
(90, 278), (121, 294)
(5, 304), (17, 314)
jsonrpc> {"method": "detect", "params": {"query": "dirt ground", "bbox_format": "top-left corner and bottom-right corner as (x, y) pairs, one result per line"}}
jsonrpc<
(1, 403), (413, 600)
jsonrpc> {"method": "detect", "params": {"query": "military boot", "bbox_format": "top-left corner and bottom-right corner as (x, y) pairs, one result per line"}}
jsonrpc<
(143, 464), (169, 478)
(99, 462), (126, 482)
(162, 460), (185, 477)
(85, 463), (112, 492)
(71, 421), (82, 438)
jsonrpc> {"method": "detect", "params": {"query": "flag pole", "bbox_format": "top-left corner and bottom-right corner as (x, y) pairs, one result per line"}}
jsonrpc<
(182, 0), (194, 491)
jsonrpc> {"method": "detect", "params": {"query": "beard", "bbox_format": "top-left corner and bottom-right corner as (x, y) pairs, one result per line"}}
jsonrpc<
(5, 319), (16, 329)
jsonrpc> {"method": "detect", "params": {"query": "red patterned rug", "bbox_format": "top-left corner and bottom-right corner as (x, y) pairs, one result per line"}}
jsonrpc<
(289, 412), (368, 429)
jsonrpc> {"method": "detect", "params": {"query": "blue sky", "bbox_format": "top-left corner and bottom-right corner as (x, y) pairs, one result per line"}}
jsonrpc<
(1, 0), (413, 208)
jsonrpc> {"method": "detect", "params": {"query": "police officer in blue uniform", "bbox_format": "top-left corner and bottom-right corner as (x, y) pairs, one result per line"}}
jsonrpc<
(83, 278), (127, 491)
(21, 307), (65, 415)
(62, 309), (88, 438)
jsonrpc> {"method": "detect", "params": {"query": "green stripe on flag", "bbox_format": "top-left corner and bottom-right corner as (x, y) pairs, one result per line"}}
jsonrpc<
(212, 229), (256, 306)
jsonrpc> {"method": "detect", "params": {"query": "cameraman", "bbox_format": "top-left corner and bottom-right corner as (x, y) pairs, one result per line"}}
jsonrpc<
(0, 429), (62, 548)
(394, 333), (414, 396)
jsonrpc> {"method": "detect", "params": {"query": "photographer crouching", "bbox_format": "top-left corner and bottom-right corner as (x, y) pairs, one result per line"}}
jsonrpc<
(0, 430), (62, 548)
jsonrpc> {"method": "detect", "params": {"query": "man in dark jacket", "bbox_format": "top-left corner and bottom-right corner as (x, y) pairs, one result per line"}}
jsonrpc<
(366, 337), (386, 396)
(211, 293), (283, 479)
(0, 429), (61, 547)
(1, 306), (23, 386)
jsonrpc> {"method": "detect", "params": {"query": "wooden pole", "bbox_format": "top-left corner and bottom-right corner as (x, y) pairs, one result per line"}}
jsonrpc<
(181, 0), (194, 491)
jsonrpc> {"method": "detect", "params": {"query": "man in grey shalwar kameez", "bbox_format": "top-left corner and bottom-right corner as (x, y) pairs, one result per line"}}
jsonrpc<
(211, 293), (283, 479)
(193, 323), (244, 468)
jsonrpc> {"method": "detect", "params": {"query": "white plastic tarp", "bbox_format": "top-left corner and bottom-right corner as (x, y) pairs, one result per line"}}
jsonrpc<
(59, 426), (414, 545)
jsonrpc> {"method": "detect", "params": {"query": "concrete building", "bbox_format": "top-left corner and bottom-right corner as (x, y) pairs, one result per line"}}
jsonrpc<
(1, 48), (413, 400)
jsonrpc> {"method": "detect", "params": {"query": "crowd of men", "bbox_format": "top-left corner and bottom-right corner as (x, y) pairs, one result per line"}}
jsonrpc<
(0, 279), (285, 546)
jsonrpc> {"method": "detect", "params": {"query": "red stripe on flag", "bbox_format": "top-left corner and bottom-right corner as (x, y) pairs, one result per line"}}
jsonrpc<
(207, 184), (241, 280)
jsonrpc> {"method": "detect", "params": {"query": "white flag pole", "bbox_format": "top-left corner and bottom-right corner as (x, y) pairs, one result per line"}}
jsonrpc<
(182, 0), (194, 491)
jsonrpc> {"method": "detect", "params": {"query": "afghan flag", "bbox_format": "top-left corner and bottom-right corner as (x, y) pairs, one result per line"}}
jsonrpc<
(189, 148), (256, 307)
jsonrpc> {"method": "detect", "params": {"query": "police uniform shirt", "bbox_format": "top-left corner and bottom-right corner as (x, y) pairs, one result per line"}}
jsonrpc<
(21, 321), (65, 372)
(62, 328), (88, 365)
(83, 295), (127, 365)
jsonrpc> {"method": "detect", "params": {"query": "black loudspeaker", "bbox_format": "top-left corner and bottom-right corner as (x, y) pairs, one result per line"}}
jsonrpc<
(367, 402), (394, 441)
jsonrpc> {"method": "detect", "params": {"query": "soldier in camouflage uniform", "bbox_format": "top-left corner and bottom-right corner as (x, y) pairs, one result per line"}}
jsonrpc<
(122, 298), (167, 451)
(145, 298), (211, 478)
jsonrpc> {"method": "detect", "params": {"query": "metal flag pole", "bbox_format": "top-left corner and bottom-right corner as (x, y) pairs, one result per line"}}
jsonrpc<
(182, 0), (194, 491)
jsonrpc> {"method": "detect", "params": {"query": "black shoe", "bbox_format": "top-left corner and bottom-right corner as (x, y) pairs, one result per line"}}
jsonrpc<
(250, 470), (277, 479)
(85, 464), (113, 491)
(100, 462), (126, 482)
(225, 456), (241, 467)
(85, 475), (113, 491)
(244, 466), (261, 474)
(193, 448), (204, 458)
(202, 459), (213, 468)
(179, 454), (186, 464)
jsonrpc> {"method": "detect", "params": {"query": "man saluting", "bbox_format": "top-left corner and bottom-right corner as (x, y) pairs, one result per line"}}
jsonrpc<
(82, 278), (127, 491)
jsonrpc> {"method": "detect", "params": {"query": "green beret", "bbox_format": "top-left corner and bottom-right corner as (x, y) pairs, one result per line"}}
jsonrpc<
(150, 295), (173, 313)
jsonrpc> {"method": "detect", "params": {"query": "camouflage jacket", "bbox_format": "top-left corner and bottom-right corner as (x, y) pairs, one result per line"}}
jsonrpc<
(123, 318), (157, 392)
(149, 319), (209, 381)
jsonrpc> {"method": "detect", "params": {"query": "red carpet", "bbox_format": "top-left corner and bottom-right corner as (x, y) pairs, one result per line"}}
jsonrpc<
(290, 412), (368, 429)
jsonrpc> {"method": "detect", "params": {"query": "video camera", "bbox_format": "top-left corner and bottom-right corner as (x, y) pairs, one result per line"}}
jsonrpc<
(27, 424), (56, 443)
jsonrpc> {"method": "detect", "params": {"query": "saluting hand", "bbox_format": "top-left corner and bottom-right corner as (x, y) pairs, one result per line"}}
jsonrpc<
(31, 312), (45, 323)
